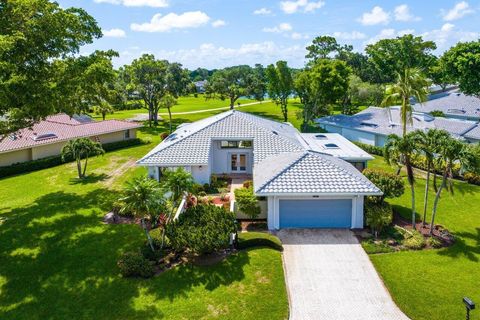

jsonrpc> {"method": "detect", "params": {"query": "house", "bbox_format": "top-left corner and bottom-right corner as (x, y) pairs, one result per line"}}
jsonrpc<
(137, 110), (381, 230)
(316, 106), (480, 146)
(0, 114), (141, 167)
(194, 80), (207, 93)
(413, 90), (480, 121)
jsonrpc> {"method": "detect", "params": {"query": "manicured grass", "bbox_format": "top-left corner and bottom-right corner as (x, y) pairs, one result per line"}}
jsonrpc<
(0, 131), (288, 319)
(368, 155), (480, 320)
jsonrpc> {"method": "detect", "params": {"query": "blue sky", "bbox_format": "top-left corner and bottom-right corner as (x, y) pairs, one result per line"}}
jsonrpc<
(57, 0), (480, 69)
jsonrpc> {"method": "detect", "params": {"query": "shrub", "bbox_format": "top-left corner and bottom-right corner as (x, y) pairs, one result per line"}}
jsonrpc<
(363, 168), (405, 202)
(361, 239), (395, 254)
(117, 251), (155, 278)
(234, 187), (261, 219)
(364, 200), (393, 237)
(353, 141), (384, 156)
(242, 180), (253, 188)
(429, 110), (445, 117)
(237, 232), (283, 251)
(426, 236), (442, 248)
(160, 132), (169, 140)
(402, 231), (426, 250)
(464, 172), (480, 186)
(102, 138), (144, 152)
(165, 205), (237, 255)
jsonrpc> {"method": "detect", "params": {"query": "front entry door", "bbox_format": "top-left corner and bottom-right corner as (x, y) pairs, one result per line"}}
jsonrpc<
(231, 153), (247, 172)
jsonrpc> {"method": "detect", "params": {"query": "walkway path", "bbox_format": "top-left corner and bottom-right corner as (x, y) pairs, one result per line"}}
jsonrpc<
(278, 229), (410, 320)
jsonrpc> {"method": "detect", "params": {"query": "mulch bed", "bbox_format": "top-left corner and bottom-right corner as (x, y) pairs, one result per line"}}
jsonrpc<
(239, 219), (268, 232)
(393, 212), (455, 247)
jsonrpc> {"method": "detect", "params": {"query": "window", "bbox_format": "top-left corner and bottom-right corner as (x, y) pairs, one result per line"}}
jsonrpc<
(124, 129), (130, 139)
(220, 140), (253, 149)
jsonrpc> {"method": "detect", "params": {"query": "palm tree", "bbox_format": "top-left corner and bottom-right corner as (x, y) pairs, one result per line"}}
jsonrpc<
(384, 133), (417, 228)
(120, 176), (165, 251)
(160, 93), (177, 133)
(412, 129), (450, 226)
(429, 138), (478, 235)
(381, 68), (429, 136)
(94, 100), (114, 120)
(61, 138), (105, 179)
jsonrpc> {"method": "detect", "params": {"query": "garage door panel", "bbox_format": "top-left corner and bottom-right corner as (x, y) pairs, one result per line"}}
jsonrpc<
(279, 199), (352, 228)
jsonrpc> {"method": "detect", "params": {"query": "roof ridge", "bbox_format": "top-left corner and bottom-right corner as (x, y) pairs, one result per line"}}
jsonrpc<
(256, 151), (308, 193)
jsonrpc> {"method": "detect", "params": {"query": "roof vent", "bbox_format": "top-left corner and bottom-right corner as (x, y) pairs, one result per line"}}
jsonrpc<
(315, 134), (327, 139)
(272, 130), (278, 135)
(166, 133), (177, 141)
(447, 108), (466, 114)
(31, 133), (58, 141)
(456, 93), (461, 96)
(9, 133), (17, 140)
(361, 122), (378, 128)
(325, 143), (339, 149)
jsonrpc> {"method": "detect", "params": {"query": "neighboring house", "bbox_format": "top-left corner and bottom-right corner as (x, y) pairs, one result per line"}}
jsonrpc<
(194, 80), (207, 93)
(0, 114), (141, 167)
(137, 110), (381, 230)
(316, 106), (480, 146)
(414, 90), (480, 121)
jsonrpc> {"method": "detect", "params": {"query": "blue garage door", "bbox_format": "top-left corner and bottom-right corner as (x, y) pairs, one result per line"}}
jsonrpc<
(279, 199), (352, 228)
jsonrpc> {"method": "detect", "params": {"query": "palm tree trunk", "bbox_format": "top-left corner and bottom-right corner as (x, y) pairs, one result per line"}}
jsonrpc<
(82, 156), (89, 177)
(142, 218), (155, 252)
(433, 171), (438, 192)
(430, 167), (448, 235)
(76, 157), (82, 179)
(168, 107), (173, 133)
(422, 162), (431, 226)
(410, 182), (416, 229)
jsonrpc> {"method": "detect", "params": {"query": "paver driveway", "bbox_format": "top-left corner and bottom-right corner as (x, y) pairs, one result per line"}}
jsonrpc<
(278, 229), (409, 320)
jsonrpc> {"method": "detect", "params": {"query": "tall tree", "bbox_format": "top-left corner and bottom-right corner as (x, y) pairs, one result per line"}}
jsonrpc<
(251, 64), (267, 101)
(266, 61), (294, 122)
(0, 0), (102, 139)
(384, 133), (418, 229)
(429, 56), (451, 92)
(295, 59), (351, 131)
(160, 94), (177, 134)
(127, 54), (167, 127)
(430, 138), (479, 234)
(61, 138), (105, 179)
(305, 36), (341, 62)
(347, 75), (384, 112)
(366, 34), (437, 83)
(412, 129), (450, 226)
(442, 40), (480, 97)
(381, 68), (430, 136)
(205, 65), (263, 109)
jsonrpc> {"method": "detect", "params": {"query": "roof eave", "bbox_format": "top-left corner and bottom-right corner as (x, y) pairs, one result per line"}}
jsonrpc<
(254, 191), (383, 197)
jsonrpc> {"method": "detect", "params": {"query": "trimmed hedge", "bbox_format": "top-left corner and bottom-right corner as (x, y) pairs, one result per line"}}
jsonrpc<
(0, 138), (145, 178)
(237, 232), (283, 252)
(352, 141), (384, 156)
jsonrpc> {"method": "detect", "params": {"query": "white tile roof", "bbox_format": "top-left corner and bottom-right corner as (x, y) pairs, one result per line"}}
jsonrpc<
(300, 133), (374, 161)
(254, 151), (382, 195)
(414, 90), (480, 120)
(137, 110), (305, 165)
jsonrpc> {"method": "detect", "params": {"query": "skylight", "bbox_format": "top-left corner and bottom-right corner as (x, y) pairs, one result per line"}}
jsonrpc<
(324, 143), (339, 149)
(315, 134), (327, 139)
(31, 133), (58, 141)
(361, 122), (378, 128)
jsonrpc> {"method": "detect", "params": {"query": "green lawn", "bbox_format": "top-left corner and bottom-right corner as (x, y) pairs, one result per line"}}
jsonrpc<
(0, 127), (288, 319)
(368, 156), (480, 320)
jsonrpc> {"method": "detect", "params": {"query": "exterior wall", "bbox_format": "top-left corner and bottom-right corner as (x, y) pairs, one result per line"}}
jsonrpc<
(375, 135), (387, 147)
(210, 141), (253, 174)
(0, 149), (32, 166)
(342, 128), (376, 145)
(191, 165), (211, 184)
(266, 195), (364, 230)
(322, 124), (343, 134)
(0, 129), (137, 167)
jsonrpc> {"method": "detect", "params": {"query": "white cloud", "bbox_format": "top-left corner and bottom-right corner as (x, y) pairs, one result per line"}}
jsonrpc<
(212, 20), (226, 28)
(332, 31), (366, 40)
(365, 28), (415, 45)
(394, 4), (421, 22)
(442, 1), (474, 21)
(151, 42), (306, 69)
(94, 0), (168, 7)
(263, 22), (293, 33)
(280, 0), (325, 14)
(253, 8), (272, 15)
(290, 32), (308, 40)
(131, 11), (210, 32)
(422, 23), (479, 50)
(358, 6), (390, 25)
(103, 28), (126, 38)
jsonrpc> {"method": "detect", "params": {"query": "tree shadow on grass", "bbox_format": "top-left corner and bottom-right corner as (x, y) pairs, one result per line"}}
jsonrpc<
(436, 228), (480, 262)
(69, 173), (109, 185)
(0, 189), (250, 319)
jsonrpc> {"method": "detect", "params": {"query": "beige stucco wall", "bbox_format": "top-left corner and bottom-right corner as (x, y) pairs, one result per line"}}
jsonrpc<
(97, 129), (136, 144)
(31, 141), (65, 160)
(0, 149), (32, 166)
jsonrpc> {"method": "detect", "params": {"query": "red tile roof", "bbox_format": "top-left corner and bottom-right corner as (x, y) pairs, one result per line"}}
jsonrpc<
(0, 114), (142, 153)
